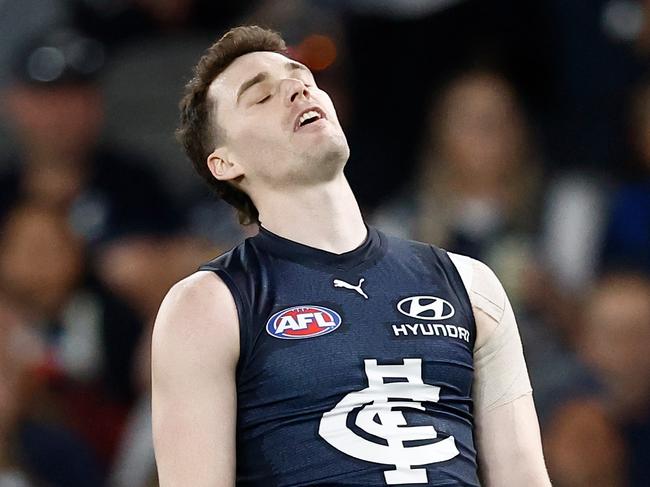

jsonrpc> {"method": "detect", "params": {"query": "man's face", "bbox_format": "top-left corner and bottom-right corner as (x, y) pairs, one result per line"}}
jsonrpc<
(208, 51), (349, 189)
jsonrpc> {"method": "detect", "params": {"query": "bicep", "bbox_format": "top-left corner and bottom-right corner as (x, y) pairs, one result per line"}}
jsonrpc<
(151, 272), (239, 487)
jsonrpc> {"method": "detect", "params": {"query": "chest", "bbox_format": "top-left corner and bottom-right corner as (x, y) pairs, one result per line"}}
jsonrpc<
(238, 255), (475, 406)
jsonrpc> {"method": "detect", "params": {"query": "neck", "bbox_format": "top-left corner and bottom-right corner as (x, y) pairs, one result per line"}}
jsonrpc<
(255, 173), (367, 254)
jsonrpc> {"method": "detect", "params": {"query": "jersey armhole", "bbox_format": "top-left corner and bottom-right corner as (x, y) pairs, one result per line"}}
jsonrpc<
(198, 266), (250, 377)
(447, 252), (475, 294)
(430, 247), (477, 349)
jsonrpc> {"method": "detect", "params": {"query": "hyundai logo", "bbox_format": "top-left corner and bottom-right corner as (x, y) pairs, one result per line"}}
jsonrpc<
(397, 296), (455, 320)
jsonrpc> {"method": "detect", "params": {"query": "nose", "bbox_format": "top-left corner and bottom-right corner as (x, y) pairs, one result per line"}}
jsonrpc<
(281, 78), (310, 106)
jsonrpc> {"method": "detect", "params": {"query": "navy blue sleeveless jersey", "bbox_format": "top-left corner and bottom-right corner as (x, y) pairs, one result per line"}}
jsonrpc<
(199, 226), (479, 487)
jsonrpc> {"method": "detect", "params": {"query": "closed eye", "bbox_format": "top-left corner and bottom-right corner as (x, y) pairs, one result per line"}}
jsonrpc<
(257, 94), (271, 104)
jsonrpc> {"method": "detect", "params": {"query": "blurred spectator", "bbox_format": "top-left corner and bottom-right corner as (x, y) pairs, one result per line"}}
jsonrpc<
(341, 0), (553, 209)
(0, 26), (179, 226)
(0, 203), (142, 485)
(578, 272), (650, 485)
(601, 77), (650, 274)
(1, 27), (106, 214)
(373, 69), (542, 303)
(0, 28), (221, 486)
(543, 399), (628, 487)
(0, 204), (143, 396)
(541, 73), (650, 294)
(0, 26), (216, 321)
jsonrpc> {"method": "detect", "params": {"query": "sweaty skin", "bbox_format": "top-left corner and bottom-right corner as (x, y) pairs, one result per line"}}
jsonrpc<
(152, 48), (551, 487)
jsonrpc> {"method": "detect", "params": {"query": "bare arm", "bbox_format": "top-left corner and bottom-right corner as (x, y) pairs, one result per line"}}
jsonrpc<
(449, 254), (551, 486)
(475, 393), (549, 485)
(151, 271), (239, 487)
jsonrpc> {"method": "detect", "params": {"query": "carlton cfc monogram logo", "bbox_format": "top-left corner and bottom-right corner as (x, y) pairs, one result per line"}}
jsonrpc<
(319, 358), (459, 485)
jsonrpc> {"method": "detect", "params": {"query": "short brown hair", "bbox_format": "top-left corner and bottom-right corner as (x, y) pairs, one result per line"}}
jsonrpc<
(177, 25), (287, 225)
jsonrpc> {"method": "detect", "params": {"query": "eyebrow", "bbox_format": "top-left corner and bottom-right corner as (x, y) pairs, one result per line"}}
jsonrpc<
(287, 61), (309, 73)
(236, 61), (311, 104)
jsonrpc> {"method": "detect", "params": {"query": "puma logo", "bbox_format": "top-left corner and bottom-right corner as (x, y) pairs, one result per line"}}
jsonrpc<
(333, 278), (368, 299)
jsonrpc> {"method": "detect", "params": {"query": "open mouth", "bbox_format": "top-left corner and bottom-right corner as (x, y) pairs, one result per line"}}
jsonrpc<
(295, 107), (326, 131)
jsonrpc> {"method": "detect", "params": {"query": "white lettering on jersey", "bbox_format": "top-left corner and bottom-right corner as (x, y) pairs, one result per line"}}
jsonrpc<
(275, 316), (301, 333)
(319, 358), (459, 485)
(391, 323), (470, 342)
(274, 312), (334, 333)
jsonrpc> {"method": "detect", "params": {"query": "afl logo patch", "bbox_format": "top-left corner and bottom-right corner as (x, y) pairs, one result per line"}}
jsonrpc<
(397, 296), (455, 320)
(266, 305), (342, 340)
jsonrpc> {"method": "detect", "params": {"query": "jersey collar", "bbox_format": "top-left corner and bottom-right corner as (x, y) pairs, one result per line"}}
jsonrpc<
(253, 224), (383, 269)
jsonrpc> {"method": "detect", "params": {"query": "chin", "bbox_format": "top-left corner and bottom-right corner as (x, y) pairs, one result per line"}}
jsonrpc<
(325, 132), (350, 162)
(307, 134), (349, 176)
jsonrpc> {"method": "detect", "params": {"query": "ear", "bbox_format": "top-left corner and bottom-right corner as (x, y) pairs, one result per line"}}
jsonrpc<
(207, 147), (244, 182)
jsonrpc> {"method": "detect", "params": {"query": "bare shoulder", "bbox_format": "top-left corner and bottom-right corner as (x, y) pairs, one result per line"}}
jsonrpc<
(160, 270), (235, 311)
(152, 270), (239, 370)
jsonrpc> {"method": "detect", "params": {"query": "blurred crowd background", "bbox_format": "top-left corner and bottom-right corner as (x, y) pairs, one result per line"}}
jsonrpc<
(0, 0), (649, 486)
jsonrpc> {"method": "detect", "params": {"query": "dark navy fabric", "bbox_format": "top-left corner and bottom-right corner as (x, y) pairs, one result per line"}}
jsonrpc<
(199, 227), (479, 487)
